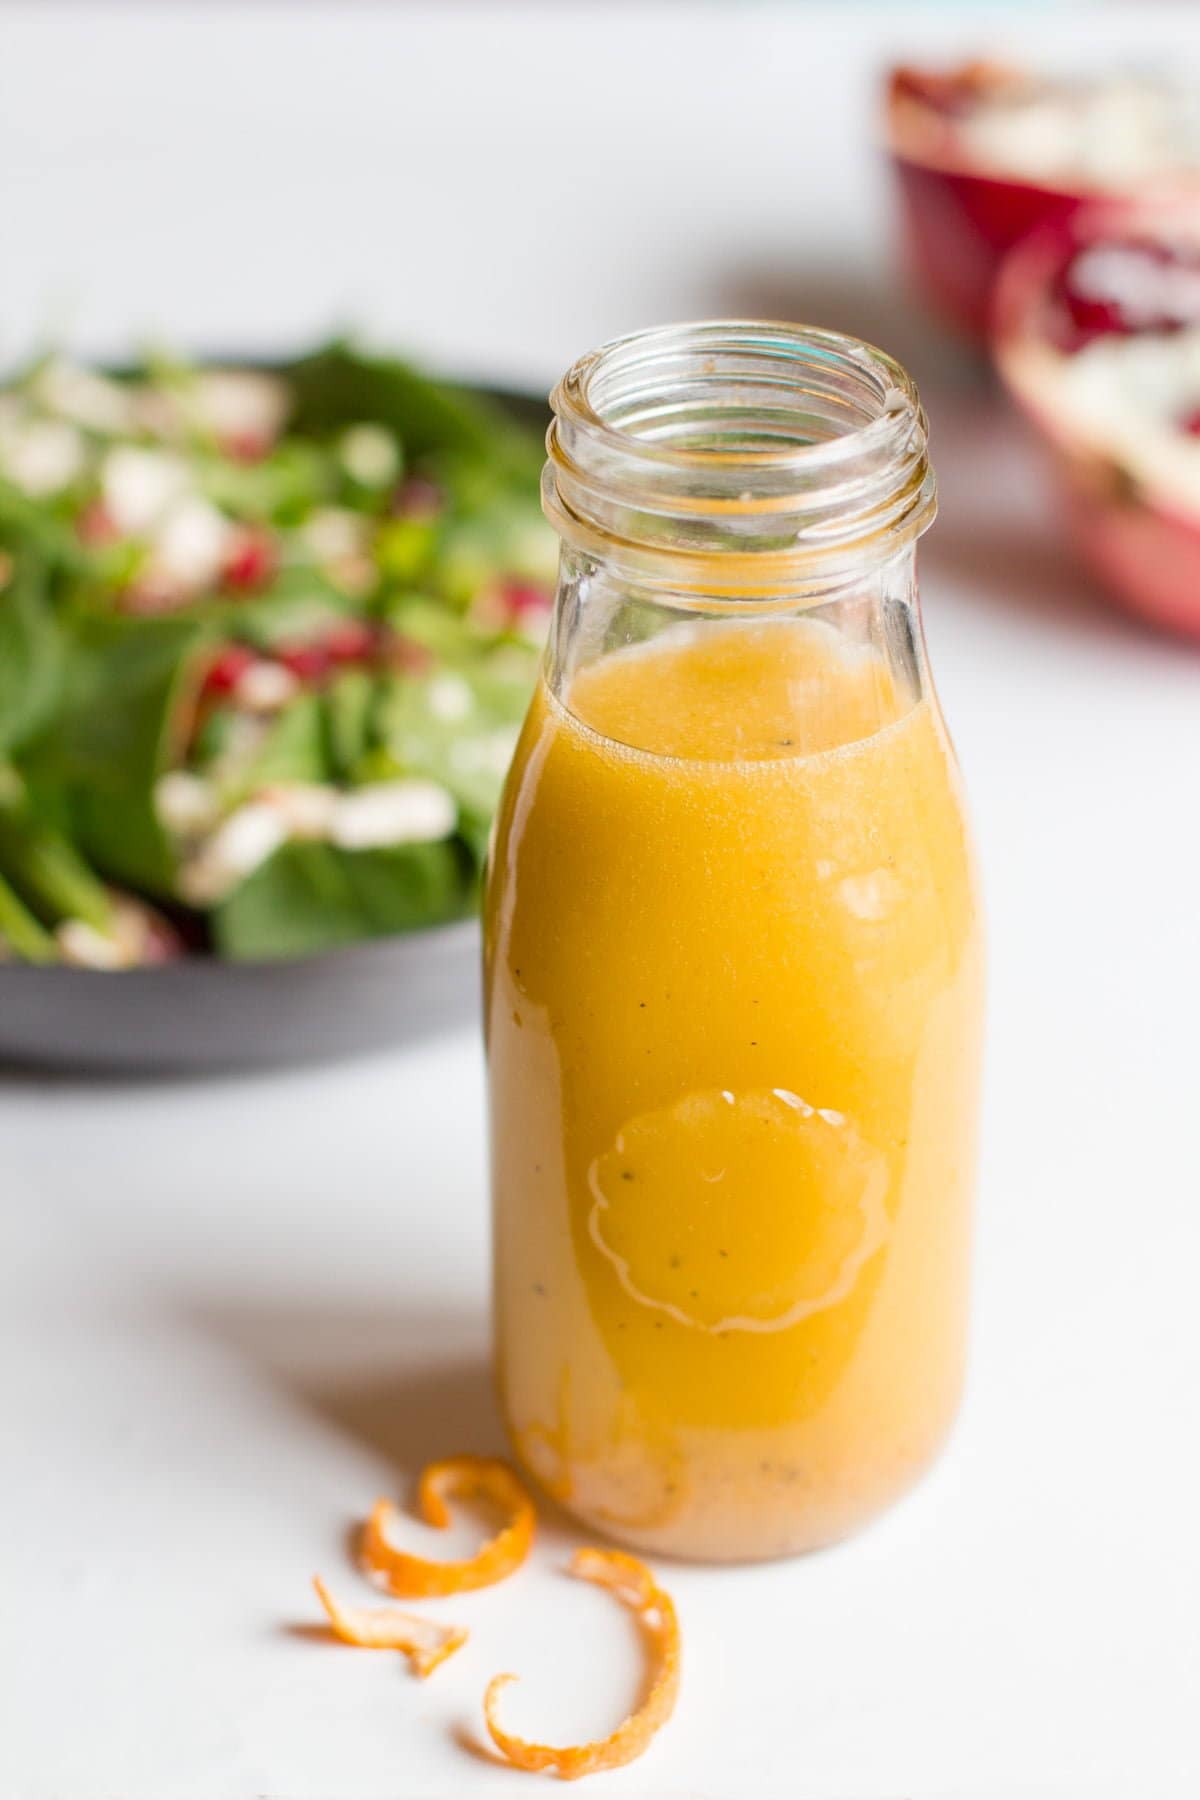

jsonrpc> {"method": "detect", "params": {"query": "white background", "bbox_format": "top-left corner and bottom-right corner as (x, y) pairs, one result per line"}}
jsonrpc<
(3, 5), (1199, 1798)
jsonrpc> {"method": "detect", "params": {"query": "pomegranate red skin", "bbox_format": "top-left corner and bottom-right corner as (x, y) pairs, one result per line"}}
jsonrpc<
(1059, 485), (1200, 640)
(993, 201), (1200, 640)
(892, 151), (1085, 341)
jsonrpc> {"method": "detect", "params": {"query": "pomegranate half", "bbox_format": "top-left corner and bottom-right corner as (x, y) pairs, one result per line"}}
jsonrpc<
(886, 62), (1200, 343)
(993, 197), (1200, 640)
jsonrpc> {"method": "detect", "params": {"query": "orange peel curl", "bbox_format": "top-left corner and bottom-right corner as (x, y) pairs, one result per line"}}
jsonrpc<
(483, 1547), (680, 1780)
(361, 1455), (536, 1598)
(311, 1575), (466, 1679)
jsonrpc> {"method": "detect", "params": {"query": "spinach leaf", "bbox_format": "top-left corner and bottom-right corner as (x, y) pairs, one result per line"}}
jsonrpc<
(0, 866), (58, 962)
(0, 475), (86, 574)
(286, 343), (535, 475)
(224, 693), (330, 796)
(213, 566), (353, 651)
(0, 558), (65, 756)
(211, 838), (469, 960)
(47, 613), (212, 894)
(323, 669), (377, 782)
(0, 805), (114, 932)
(197, 440), (331, 525)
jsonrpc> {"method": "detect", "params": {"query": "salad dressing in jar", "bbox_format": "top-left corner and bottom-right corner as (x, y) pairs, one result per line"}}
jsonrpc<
(485, 322), (984, 1561)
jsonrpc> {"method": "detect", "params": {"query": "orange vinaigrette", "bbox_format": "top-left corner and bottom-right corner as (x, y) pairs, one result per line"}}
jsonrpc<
(485, 324), (984, 1560)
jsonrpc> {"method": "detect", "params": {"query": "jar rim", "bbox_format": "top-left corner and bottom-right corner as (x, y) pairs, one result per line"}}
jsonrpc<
(544, 320), (936, 595)
(557, 319), (919, 471)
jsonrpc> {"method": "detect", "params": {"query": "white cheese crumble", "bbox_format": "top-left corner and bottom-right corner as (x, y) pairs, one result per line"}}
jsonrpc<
(169, 776), (457, 902)
(302, 507), (368, 564)
(233, 660), (300, 713)
(32, 359), (134, 434)
(0, 417), (87, 496)
(426, 673), (473, 723)
(339, 423), (400, 488)
(449, 726), (520, 780)
(259, 782), (339, 839)
(102, 446), (191, 534)
(191, 370), (289, 445)
(57, 920), (127, 970)
(177, 803), (288, 904)
(149, 497), (234, 590)
(155, 770), (221, 837)
(328, 779), (456, 850)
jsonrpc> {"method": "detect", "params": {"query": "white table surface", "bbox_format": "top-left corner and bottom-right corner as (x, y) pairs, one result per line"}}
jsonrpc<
(3, 6), (1199, 1797)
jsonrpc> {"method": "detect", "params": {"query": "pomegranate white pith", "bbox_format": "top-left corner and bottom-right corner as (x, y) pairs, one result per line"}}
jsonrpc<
(995, 206), (1200, 638)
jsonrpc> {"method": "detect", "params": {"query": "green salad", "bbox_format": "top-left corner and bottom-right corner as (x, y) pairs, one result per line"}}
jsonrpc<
(0, 344), (554, 965)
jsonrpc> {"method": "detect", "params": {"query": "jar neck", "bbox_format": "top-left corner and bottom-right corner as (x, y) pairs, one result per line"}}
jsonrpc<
(543, 320), (936, 604)
(546, 544), (929, 728)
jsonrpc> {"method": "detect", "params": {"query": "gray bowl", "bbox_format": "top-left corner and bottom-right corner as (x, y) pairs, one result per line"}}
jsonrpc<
(0, 919), (480, 1072)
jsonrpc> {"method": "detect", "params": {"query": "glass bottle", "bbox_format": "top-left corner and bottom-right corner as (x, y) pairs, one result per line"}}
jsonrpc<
(484, 322), (984, 1562)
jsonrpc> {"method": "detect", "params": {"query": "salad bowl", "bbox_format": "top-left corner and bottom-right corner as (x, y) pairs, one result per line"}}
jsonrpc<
(0, 348), (551, 1068)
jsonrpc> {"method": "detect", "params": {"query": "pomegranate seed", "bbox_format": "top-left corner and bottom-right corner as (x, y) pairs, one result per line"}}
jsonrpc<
(1056, 239), (1200, 349)
(122, 578), (182, 616)
(222, 527), (277, 593)
(500, 580), (552, 622)
(142, 916), (185, 964)
(221, 429), (272, 464)
(385, 631), (434, 676)
(277, 642), (333, 684)
(76, 500), (121, 547)
(390, 476), (444, 520)
(202, 644), (258, 697)
(323, 618), (378, 665)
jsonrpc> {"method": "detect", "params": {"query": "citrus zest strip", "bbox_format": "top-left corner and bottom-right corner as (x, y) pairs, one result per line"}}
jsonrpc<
(361, 1455), (536, 1598)
(311, 1575), (466, 1679)
(483, 1547), (681, 1780)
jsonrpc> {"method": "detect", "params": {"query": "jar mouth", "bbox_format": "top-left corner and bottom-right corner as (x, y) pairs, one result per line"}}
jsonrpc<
(545, 320), (936, 595)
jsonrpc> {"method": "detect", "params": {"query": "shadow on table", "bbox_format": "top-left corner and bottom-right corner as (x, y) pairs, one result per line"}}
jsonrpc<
(714, 257), (982, 394)
(920, 513), (1148, 649)
(186, 1297), (505, 1473)
(920, 397), (1159, 652)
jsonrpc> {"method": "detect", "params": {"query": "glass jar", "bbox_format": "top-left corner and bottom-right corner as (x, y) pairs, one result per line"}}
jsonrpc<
(484, 322), (984, 1562)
